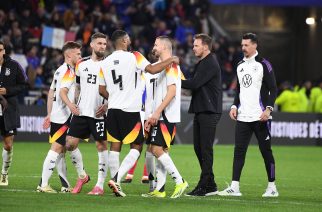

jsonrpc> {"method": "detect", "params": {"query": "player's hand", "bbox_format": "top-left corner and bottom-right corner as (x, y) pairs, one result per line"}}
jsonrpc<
(68, 103), (80, 115)
(0, 95), (8, 111)
(229, 108), (237, 121)
(43, 115), (50, 129)
(171, 56), (180, 64)
(0, 88), (6, 95)
(95, 104), (108, 118)
(260, 109), (270, 122)
(149, 111), (161, 126)
(144, 121), (151, 133)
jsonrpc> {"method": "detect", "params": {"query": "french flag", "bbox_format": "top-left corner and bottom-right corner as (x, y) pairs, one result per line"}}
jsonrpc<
(41, 26), (76, 49)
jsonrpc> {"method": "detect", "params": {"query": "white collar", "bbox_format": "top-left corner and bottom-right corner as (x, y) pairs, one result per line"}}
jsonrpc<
(243, 51), (258, 62)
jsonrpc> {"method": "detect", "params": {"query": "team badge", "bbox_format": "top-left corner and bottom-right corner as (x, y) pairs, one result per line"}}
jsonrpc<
(5, 68), (10, 76)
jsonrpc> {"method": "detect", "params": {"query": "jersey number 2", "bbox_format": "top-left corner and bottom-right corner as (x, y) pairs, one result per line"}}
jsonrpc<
(87, 74), (97, 84)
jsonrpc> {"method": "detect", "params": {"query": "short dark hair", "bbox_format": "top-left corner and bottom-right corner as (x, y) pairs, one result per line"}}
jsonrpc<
(194, 33), (212, 50)
(242, 33), (258, 44)
(156, 35), (173, 50)
(0, 41), (4, 48)
(111, 30), (128, 44)
(62, 41), (82, 54)
(91, 32), (107, 42)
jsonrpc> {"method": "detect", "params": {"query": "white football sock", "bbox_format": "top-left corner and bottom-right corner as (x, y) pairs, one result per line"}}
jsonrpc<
(145, 151), (155, 191)
(268, 181), (276, 188)
(116, 149), (140, 183)
(56, 153), (70, 188)
(96, 150), (109, 189)
(145, 151), (155, 178)
(2, 148), (13, 175)
(108, 151), (120, 179)
(69, 148), (86, 178)
(155, 157), (167, 192)
(41, 150), (59, 187)
(231, 181), (240, 191)
(157, 153), (183, 185)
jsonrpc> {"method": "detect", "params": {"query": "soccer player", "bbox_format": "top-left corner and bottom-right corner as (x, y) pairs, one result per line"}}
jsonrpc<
(62, 32), (109, 195)
(142, 36), (188, 198)
(122, 70), (160, 186)
(99, 30), (179, 197)
(0, 41), (27, 186)
(37, 41), (81, 193)
(218, 33), (278, 197)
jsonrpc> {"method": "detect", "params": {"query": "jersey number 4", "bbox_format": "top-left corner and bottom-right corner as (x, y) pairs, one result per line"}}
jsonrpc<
(112, 69), (123, 90)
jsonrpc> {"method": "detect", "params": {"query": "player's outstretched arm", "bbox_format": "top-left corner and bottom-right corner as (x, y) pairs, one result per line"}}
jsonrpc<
(145, 56), (179, 74)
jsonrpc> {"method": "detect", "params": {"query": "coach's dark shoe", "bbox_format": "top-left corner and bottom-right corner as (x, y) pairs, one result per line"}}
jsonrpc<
(204, 186), (218, 196)
(188, 187), (207, 196)
(185, 186), (203, 196)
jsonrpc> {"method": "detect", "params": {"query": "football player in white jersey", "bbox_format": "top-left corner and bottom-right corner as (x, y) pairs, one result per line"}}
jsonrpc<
(37, 42), (81, 193)
(142, 36), (188, 198)
(99, 30), (179, 197)
(62, 33), (109, 195)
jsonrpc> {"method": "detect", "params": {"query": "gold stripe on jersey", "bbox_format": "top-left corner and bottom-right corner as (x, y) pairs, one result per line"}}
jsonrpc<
(99, 68), (104, 79)
(49, 125), (68, 143)
(62, 68), (75, 83)
(166, 63), (179, 79)
(181, 70), (186, 80)
(160, 122), (172, 148)
(133, 51), (145, 66)
(123, 122), (141, 144)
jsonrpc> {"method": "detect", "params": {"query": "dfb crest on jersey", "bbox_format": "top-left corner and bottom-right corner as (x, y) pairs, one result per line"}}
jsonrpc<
(242, 74), (252, 88)
(5, 68), (10, 76)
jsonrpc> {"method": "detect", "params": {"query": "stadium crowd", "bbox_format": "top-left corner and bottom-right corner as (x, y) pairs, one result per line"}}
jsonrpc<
(0, 0), (321, 113)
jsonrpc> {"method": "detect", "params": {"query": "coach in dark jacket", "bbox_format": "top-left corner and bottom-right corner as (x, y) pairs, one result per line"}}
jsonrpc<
(0, 41), (27, 186)
(182, 34), (222, 196)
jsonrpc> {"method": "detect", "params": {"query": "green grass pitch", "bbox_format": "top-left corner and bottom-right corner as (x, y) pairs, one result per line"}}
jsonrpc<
(0, 142), (321, 212)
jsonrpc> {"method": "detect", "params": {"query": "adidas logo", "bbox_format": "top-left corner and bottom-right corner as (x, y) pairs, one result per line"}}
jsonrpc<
(265, 135), (270, 141)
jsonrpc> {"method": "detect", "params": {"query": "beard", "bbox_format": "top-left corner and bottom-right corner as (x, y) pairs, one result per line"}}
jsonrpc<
(127, 44), (132, 52)
(151, 49), (160, 58)
(95, 50), (105, 59)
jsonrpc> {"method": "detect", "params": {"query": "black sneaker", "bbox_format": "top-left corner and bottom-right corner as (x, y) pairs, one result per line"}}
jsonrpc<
(204, 187), (218, 196)
(185, 186), (200, 196)
(185, 187), (207, 196)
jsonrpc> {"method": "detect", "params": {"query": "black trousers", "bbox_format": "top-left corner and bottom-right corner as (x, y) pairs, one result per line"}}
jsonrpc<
(232, 120), (276, 182)
(193, 112), (221, 188)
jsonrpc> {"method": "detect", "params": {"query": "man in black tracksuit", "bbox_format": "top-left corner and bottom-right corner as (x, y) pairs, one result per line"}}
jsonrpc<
(218, 33), (279, 197)
(182, 34), (222, 196)
(0, 41), (28, 186)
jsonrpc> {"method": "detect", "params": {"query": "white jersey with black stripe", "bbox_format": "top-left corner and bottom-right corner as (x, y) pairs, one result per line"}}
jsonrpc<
(76, 57), (105, 119)
(99, 50), (150, 112)
(50, 63), (75, 124)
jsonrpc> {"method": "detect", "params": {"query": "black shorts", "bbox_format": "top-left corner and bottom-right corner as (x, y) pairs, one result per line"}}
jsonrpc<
(146, 120), (176, 148)
(0, 116), (17, 137)
(50, 121), (70, 146)
(106, 109), (144, 145)
(67, 116), (106, 141)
